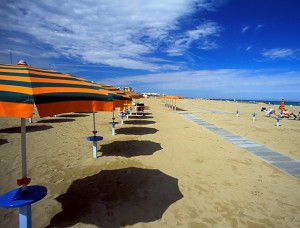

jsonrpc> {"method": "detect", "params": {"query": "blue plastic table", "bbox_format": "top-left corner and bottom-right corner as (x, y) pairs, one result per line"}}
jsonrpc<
(0, 185), (47, 228)
(276, 117), (281, 127)
(86, 136), (103, 159)
(119, 113), (126, 124)
(108, 121), (118, 135)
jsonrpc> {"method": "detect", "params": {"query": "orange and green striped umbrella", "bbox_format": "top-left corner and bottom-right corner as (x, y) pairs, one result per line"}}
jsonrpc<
(125, 90), (144, 99)
(0, 62), (117, 228)
(0, 63), (114, 118)
(97, 83), (132, 108)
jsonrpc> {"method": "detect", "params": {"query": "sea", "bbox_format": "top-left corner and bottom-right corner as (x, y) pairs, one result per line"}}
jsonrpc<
(214, 99), (300, 107)
(184, 97), (300, 107)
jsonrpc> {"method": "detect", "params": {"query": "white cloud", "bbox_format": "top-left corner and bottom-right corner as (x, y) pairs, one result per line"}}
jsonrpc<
(241, 26), (249, 33)
(246, 46), (252, 51)
(242, 24), (263, 33)
(262, 48), (298, 59)
(0, 0), (222, 71)
(165, 22), (221, 56)
(255, 24), (263, 30)
(100, 69), (300, 99)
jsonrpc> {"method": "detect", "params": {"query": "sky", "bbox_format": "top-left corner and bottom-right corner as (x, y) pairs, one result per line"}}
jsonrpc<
(0, 0), (300, 101)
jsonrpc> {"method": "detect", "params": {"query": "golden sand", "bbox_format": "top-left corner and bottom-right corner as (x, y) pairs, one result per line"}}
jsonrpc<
(0, 98), (300, 227)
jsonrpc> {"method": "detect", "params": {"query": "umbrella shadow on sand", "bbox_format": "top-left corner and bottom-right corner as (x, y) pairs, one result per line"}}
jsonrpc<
(58, 114), (90, 118)
(128, 115), (153, 119)
(175, 107), (187, 111)
(116, 127), (158, 135)
(0, 125), (53, 133)
(0, 138), (9, 145)
(125, 120), (156, 125)
(47, 167), (183, 228)
(99, 140), (162, 157)
(37, 118), (75, 124)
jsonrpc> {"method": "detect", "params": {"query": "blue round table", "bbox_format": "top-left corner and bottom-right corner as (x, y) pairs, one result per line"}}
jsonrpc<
(0, 185), (47, 208)
(0, 185), (47, 228)
(108, 121), (118, 135)
(86, 136), (103, 159)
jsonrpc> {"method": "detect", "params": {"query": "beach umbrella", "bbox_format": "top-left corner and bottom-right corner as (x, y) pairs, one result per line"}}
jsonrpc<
(278, 98), (286, 111)
(97, 84), (132, 109)
(96, 83), (133, 129)
(0, 62), (113, 118)
(161, 95), (183, 110)
(0, 61), (114, 228)
(125, 90), (144, 100)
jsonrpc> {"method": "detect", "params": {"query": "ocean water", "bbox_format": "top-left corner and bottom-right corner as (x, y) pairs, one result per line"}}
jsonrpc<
(184, 97), (300, 106)
(217, 99), (300, 106)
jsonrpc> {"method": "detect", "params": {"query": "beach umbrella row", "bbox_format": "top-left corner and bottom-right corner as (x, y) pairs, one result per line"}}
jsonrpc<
(0, 61), (118, 228)
(160, 95), (183, 110)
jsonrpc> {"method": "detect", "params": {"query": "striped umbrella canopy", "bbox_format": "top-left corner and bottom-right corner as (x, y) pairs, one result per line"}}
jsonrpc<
(159, 95), (183, 110)
(125, 90), (144, 99)
(97, 83), (132, 108)
(0, 62), (114, 118)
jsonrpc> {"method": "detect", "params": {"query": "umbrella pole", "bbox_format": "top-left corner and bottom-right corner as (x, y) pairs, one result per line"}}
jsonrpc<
(112, 102), (115, 121)
(21, 118), (27, 191)
(92, 113), (97, 159)
(86, 113), (102, 159)
(21, 118), (31, 228)
(93, 113), (96, 136)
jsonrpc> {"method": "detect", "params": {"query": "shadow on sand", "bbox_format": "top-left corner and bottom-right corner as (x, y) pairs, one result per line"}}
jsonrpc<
(58, 114), (90, 118)
(0, 138), (9, 145)
(0, 125), (53, 133)
(37, 118), (75, 123)
(124, 120), (156, 125)
(116, 127), (158, 135)
(47, 167), (183, 228)
(174, 107), (187, 111)
(128, 115), (153, 119)
(100, 140), (162, 157)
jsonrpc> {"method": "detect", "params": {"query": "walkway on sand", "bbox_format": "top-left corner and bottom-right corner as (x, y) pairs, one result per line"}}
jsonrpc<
(180, 112), (300, 181)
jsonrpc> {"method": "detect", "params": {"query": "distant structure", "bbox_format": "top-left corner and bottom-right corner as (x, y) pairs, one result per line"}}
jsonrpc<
(142, 92), (161, 98)
(117, 87), (162, 98)
(123, 87), (132, 92)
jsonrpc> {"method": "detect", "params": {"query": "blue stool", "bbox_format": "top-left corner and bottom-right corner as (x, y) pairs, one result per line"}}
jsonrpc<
(252, 113), (256, 121)
(276, 117), (281, 127)
(108, 121), (119, 135)
(0, 185), (47, 228)
(119, 113), (125, 124)
(86, 136), (103, 159)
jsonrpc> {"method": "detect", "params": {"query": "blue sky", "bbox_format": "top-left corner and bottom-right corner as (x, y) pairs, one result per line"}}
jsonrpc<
(1, 0), (300, 101)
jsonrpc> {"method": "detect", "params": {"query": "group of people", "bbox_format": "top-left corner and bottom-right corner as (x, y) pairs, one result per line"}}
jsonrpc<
(279, 110), (300, 120)
(262, 108), (300, 120)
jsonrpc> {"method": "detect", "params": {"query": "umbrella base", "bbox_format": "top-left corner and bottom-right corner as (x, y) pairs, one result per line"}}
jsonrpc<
(0, 185), (47, 228)
(108, 122), (119, 136)
(0, 185), (47, 208)
(86, 136), (103, 159)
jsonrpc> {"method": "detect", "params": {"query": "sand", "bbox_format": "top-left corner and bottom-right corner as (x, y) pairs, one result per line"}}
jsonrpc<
(0, 98), (300, 227)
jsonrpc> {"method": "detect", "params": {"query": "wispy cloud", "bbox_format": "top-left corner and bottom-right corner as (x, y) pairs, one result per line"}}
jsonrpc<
(0, 0), (222, 71)
(100, 69), (300, 99)
(241, 26), (249, 33)
(242, 24), (263, 33)
(246, 46), (252, 51)
(166, 22), (221, 56)
(255, 24), (263, 30)
(262, 48), (299, 59)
